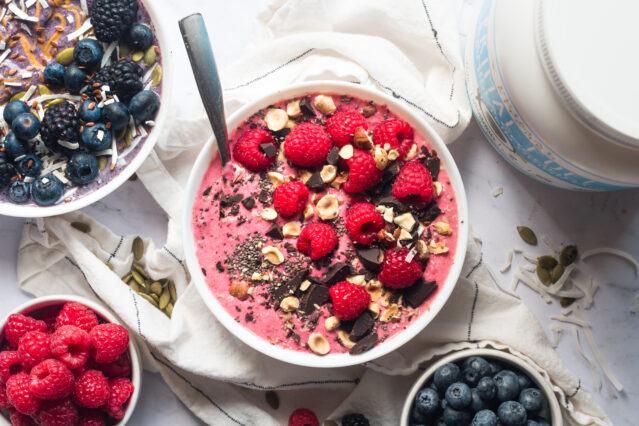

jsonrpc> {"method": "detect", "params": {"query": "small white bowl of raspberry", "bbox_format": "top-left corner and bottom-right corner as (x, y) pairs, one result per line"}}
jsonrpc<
(0, 295), (142, 425)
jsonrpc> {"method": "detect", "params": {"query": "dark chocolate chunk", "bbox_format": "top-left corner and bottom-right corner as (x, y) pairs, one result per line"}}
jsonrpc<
(350, 312), (375, 341)
(271, 270), (308, 307)
(259, 143), (278, 159)
(356, 246), (382, 272)
(415, 202), (441, 223)
(349, 333), (378, 355)
(201, 268), (207, 276)
(299, 96), (315, 116)
(339, 319), (355, 333)
(220, 193), (243, 207)
(273, 127), (291, 140)
(299, 284), (330, 314)
(424, 156), (440, 180)
(241, 197), (255, 210)
(385, 161), (401, 178)
(202, 186), (212, 197)
(258, 190), (271, 205)
(403, 278), (437, 308)
(376, 196), (408, 213)
(305, 172), (326, 192)
(326, 146), (340, 165)
(245, 313), (254, 323)
(215, 261), (224, 272)
(322, 262), (352, 286)
(265, 224), (284, 241)
(307, 275), (322, 284)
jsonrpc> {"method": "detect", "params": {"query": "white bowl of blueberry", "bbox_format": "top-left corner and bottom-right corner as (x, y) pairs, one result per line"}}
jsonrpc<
(401, 348), (562, 426)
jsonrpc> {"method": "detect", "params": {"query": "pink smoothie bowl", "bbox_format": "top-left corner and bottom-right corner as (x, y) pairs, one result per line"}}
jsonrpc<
(182, 81), (469, 368)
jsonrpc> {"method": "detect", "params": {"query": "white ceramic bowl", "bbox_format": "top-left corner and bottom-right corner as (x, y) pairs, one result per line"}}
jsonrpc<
(400, 348), (562, 425)
(0, 0), (173, 218)
(0, 295), (142, 425)
(182, 81), (469, 368)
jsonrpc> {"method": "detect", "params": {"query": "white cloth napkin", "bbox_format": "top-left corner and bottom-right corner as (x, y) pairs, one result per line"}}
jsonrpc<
(16, 0), (611, 425)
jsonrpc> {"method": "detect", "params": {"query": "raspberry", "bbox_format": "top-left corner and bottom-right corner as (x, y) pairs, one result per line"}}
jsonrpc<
(50, 325), (91, 370)
(29, 359), (74, 400)
(288, 408), (319, 426)
(372, 118), (414, 158)
(0, 351), (24, 383)
(74, 370), (109, 408)
(232, 129), (278, 172)
(345, 202), (384, 245)
(325, 111), (367, 147)
(55, 302), (99, 333)
(95, 352), (131, 378)
(89, 324), (129, 364)
(343, 149), (383, 193)
(283, 122), (332, 167)
(9, 409), (35, 426)
(4, 314), (47, 348)
(105, 377), (134, 420)
(0, 382), (12, 410)
(296, 223), (338, 260)
(17, 331), (51, 370)
(34, 399), (78, 426)
(78, 409), (107, 426)
(273, 181), (309, 218)
(378, 247), (423, 289)
(391, 161), (434, 208)
(6, 372), (40, 415)
(329, 281), (371, 320)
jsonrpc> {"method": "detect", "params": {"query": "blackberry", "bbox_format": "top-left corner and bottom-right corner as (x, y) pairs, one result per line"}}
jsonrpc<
(341, 413), (370, 426)
(0, 163), (16, 189)
(40, 102), (81, 155)
(90, 0), (139, 43)
(89, 59), (143, 104)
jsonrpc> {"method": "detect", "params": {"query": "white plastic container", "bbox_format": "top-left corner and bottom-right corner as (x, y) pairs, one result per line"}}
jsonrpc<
(466, 0), (639, 191)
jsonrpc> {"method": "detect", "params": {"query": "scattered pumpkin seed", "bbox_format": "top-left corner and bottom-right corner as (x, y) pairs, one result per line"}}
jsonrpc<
(168, 280), (177, 301)
(70, 221), (90, 233)
(560, 297), (576, 308)
(151, 65), (162, 87)
(537, 255), (558, 270)
(46, 98), (65, 107)
(129, 280), (140, 293)
(10, 91), (26, 102)
(123, 273), (132, 284)
(159, 289), (170, 310)
(536, 263), (551, 285)
(550, 263), (564, 283)
(517, 226), (537, 245)
(323, 421), (339, 426)
(98, 156), (108, 171)
(150, 281), (163, 296)
(37, 85), (51, 95)
(131, 269), (146, 286)
(117, 127), (128, 140)
(119, 43), (131, 57)
(265, 391), (279, 410)
(139, 292), (158, 307)
(164, 302), (173, 317)
(132, 236), (144, 261)
(105, 261), (114, 271)
(150, 293), (159, 303)
(56, 47), (75, 65)
(144, 46), (157, 66)
(125, 128), (133, 147)
(131, 51), (144, 62)
(129, 173), (138, 182)
(132, 262), (149, 278)
(560, 245), (578, 266)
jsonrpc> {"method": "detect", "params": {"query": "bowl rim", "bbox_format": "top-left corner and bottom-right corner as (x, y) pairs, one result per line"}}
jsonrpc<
(0, 295), (142, 426)
(182, 80), (469, 368)
(399, 348), (563, 426)
(0, 0), (173, 218)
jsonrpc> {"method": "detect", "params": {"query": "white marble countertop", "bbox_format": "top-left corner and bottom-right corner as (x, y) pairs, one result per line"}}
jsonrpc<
(1, 1), (637, 425)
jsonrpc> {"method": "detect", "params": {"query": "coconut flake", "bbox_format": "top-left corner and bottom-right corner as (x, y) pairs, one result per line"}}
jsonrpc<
(0, 8), (7, 23)
(119, 135), (142, 160)
(67, 18), (92, 41)
(94, 148), (113, 156)
(101, 41), (117, 68)
(80, 0), (88, 15)
(551, 324), (563, 348)
(513, 267), (552, 303)
(0, 49), (11, 66)
(486, 264), (520, 298)
(573, 277), (598, 310)
(145, 120), (155, 127)
(572, 327), (602, 390)
(142, 62), (158, 84)
(522, 252), (538, 264)
(582, 247), (638, 277)
(137, 125), (148, 137)
(58, 141), (80, 150)
(4, 82), (23, 87)
(545, 264), (577, 295)
(550, 315), (590, 328)
(492, 187), (503, 197)
(22, 84), (37, 102)
(37, 0), (49, 9)
(52, 169), (69, 184)
(500, 251), (513, 273)
(110, 130), (118, 170)
(30, 94), (83, 103)
(8, 2), (38, 21)
(25, 0), (37, 8)
(523, 264), (536, 273)
(20, 22), (32, 36)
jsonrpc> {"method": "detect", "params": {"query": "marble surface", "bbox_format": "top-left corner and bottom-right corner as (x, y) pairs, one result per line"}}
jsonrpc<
(1, 1), (637, 425)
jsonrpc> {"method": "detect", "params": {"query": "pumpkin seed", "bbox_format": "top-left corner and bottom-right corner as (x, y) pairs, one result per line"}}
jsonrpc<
(323, 422), (339, 426)
(125, 128), (133, 147)
(517, 226), (537, 245)
(150, 293), (159, 302)
(131, 51), (144, 62)
(46, 98), (65, 107)
(537, 255), (558, 270)
(560, 297), (575, 308)
(37, 85), (51, 95)
(129, 173), (138, 182)
(164, 302), (173, 317)
(150, 281), (163, 296)
(151, 65), (162, 87)
(10, 91), (26, 102)
(117, 127), (127, 140)
(132, 236), (144, 261)
(550, 263), (564, 283)
(265, 391), (279, 410)
(70, 221), (90, 233)
(129, 280), (140, 293)
(536, 263), (551, 285)
(98, 156), (108, 171)
(119, 43), (131, 58)
(168, 280), (177, 301)
(159, 288), (170, 310)
(131, 269), (146, 286)
(123, 273), (132, 284)
(132, 262), (149, 279)
(105, 261), (113, 271)
(139, 292), (158, 307)
(560, 245), (578, 266)
(144, 46), (157, 66)
(56, 47), (75, 65)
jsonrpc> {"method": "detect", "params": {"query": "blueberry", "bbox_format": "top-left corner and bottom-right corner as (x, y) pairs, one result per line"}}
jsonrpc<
(445, 382), (472, 410)
(129, 90), (160, 122)
(529, 418), (550, 426)
(0, 163), (16, 189)
(73, 38), (104, 69)
(3, 100), (30, 124)
(411, 409), (429, 425)
(43, 63), (66, 86)
(517, 374), (531, 390)
(12, 113), (40, 141)
(414, 387), (440, 416)
(31, 174), (64, 206)
(434, 363), (461, 392)
(125, 24), (154, 51)
(471, 388), (487, 412)
(81, 123), (112, 151)
(8, 180), (30, 203)
(462, 367), (481, 387)
(477, 377), (497, 401)
(16, 154), (42, 178)
(103, 102), (130, 131)
(0, 151), (7, 165)
(64, 64), (88, 94)
(488, 362), (503, 376)
(498, 401), (527, 426)
(440, 406), (472, 426)
(494, 370), (520, 402)
(526, 420), (542, 426)
(67, 152), (99, 185)
(471, 409), (499, 426)
(2, 132), (29, 160)
(463, 357), (492, 378)
(78, 101), (103, 123)
(519, 388), (546, 414)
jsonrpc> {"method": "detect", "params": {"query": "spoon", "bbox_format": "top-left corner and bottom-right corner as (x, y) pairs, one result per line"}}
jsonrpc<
(179, 14), (230, 165)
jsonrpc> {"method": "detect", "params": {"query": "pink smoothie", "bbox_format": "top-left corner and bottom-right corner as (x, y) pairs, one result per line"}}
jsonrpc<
(192, 93), (459, 356)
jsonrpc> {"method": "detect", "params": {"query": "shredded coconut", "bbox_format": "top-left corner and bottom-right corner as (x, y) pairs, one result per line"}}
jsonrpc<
(500, 251), (513, 273)
(492, 187), (503, 197)
(572, 327), (602, 390)
(67, 19), (93, 41)
(550, 324), (563, 348)
(631, 294), (639, 314)
(485, 264), (519, 298)
(582, 247), (638, 277)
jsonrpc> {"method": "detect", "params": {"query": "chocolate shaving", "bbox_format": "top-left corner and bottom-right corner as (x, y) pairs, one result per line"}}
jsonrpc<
(241, 197), (255, 210)
(326, 146), (340, 165)
(415, 202), (441, 223)
(356, 245), (382, 272)
(271, 270), (307, 307)
(403, 278), (437, 308)
(259, 143), (278, 159)
(322, 262), (352, 286)
(215, 262), (224, 272)
(424, 156), (440, 180)
(349, 333), (378, 355)
(299, 284), (330, 314)
(299, 96), (315, 116)
(305, 172), (326, 192)
(220, 193), (243, 207)
(376, 196), (408, 214)
(265, 224), (284, 241)
(202, 186), (212, 197)
(350, 312), (375, 341)
(258, 190), (270, 204)
(339, 319), (355, 333)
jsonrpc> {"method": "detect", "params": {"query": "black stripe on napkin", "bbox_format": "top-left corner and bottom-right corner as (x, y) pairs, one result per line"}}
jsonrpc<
(162, 246), (189, 279)
(467, 281), (479, 341)
(231, 377), (360, 390)
(421, 0), (456, 101)
(106, 236), (124, 262)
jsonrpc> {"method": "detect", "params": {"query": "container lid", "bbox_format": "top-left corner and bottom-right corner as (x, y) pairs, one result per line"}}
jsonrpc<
(535, 0), (639, 150)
